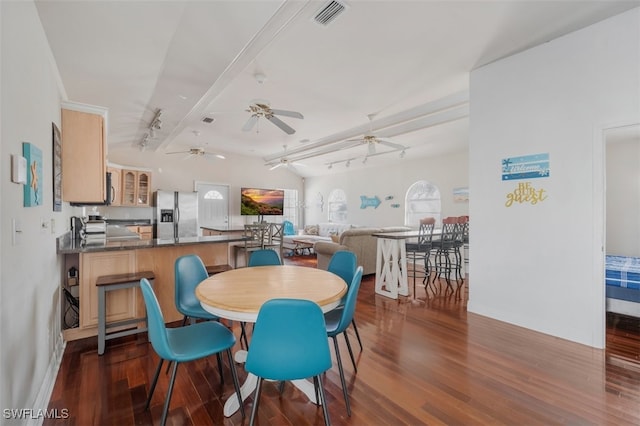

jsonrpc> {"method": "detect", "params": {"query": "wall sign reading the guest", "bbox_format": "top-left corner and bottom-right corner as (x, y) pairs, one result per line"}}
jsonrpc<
(505, 182), (547, 207)
(502, 153), (550, 181)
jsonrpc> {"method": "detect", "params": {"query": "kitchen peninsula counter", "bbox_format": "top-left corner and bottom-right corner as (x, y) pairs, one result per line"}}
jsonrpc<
(59, 233), (249, 342)
(57, 233), (248, 254)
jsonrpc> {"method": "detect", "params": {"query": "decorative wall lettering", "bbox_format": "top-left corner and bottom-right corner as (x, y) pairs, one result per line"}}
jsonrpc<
(390, 203), (400, 208)
(505, 182), (547, 207)
(360, 195), (381, 209)
(502, 153), (550, 181)
(385, 195), (394, 200)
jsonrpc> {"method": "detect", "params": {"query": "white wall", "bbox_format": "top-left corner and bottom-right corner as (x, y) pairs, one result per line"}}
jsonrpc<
(1, 1), (69, 420)
(106, 148), (303, 229)
(469, 8), (640, 348)
(304, 150), (469, 227)
(606, 138), (640, 257)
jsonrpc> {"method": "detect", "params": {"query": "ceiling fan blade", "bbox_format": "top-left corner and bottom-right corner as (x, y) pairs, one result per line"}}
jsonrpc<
(288, 163), (300, 174)
(269, 163), (283, 171)
(271, 109), (304, 119)
(267, 115), (296, 135)
(242, 115), (259, 132)
(379, 140), (406, 150)
(166, 150), (190, 155)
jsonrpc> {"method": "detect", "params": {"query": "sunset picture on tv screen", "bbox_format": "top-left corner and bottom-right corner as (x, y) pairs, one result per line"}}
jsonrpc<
(241, 188), (284, 215)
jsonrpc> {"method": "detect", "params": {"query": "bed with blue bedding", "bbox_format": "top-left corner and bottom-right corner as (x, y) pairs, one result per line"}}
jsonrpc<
(605, 255), (640, 316)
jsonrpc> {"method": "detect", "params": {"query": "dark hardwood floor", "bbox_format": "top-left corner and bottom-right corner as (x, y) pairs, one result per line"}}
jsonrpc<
(46, 254), (640, 425)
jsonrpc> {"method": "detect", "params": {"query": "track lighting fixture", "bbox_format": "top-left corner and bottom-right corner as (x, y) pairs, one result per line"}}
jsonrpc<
(139, 109), (163, 149)
(150, 109), (163, 130)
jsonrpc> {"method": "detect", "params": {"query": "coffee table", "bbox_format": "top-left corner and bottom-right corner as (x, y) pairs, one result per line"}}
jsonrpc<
(290, 237), (316, 255)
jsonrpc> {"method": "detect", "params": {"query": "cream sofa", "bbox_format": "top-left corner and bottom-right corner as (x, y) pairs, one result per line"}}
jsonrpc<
(314, 226), (411, 275)
(283, 222), (354, 249)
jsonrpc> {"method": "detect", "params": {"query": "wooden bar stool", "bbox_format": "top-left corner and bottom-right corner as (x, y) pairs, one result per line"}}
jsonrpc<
(205, 264), (232, 276)
(96, 270), (155, 355)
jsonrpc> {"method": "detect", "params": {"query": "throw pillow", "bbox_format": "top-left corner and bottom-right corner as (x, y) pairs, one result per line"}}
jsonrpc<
(330, 234), (340, 243)
(304, 225), (319, 235)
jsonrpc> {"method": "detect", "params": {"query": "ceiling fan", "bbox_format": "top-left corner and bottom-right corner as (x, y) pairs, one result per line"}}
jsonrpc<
(267, 145), (306, 173)
(347, 113), (406, 155)
(165, 147), (226, 160)
(242, 102), (303, 135)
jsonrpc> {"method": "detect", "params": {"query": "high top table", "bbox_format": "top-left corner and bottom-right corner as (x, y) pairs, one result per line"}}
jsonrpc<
(372, 229), (441, 299)
(196, 265), (347, 417)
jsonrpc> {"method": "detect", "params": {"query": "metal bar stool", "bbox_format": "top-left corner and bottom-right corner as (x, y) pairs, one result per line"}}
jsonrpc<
(96, 270), (155, 355)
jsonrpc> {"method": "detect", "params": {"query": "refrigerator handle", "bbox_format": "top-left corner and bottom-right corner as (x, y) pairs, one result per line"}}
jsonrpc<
(175, 207), (180, 223)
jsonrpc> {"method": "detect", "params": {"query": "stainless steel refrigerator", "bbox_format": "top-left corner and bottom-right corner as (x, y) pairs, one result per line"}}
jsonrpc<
(154, 190), (199, 239)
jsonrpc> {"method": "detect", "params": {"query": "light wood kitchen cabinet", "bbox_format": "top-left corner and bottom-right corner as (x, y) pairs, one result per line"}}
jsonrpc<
(122, 170), (152, 206)
(79, 251), (138, 329)
(107, 167), (121, 206)
(126, 225), (153, 240)
(61, 105), (108, 203)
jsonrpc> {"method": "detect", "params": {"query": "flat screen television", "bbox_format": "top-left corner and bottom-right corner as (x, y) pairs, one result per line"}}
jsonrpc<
(241, 187), (284, 216)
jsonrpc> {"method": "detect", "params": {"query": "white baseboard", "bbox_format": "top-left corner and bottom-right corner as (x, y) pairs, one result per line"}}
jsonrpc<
(25, 333), (66, 426)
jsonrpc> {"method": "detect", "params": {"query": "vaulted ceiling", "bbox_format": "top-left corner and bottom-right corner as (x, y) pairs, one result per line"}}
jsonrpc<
(35, 0), (639, 177)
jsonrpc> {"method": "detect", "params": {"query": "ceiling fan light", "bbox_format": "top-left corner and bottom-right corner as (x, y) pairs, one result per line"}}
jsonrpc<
(215, 154), (226, 160)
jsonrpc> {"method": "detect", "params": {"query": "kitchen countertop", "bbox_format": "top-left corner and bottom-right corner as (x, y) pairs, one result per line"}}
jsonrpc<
(57, 232), (249, 254)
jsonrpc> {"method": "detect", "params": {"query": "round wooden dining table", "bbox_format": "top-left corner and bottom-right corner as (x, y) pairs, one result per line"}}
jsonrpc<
(195, 264), (347, 417)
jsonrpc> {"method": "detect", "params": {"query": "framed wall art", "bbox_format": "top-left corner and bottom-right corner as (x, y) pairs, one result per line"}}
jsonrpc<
(23, 142), (43, 207)
(52, 123), (62, 211)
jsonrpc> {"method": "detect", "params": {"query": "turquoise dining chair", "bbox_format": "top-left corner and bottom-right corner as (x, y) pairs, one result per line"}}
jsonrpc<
(175, 254), (219, 325)
(248, 248), (282, 266)
(327, 250), (364, 355)
(245, 299), (332, 426)
(140, 278), (244, 426)
(175, 254), (249, 350)
(324, 266), (364, 417)
(282, 220), (295, 236)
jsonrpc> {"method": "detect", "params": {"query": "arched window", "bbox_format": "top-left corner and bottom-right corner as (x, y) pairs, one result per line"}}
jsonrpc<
(405, 181), (441, 227)
(328, 189), (347, 223)
(203, 190), (223, 200)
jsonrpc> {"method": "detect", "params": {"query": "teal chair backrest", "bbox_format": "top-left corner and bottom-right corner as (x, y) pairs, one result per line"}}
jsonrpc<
(327, 250), (357, 285)
(282, 220), (295, 236)
(332, 266), (363, 335)
(248, 249), (281, 267)
(245, 299), (332, 380)
(174, 254), (209, 315)
(140, 278), (174, 360)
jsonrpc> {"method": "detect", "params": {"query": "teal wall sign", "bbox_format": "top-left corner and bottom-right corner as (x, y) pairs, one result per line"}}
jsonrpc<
(360, 195), (381, 209)
(502, 153), (550, 181)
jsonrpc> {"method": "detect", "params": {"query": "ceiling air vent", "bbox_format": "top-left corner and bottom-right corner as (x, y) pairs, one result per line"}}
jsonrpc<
(313, 0), (348, 27)
(201, 116), (215, 124)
